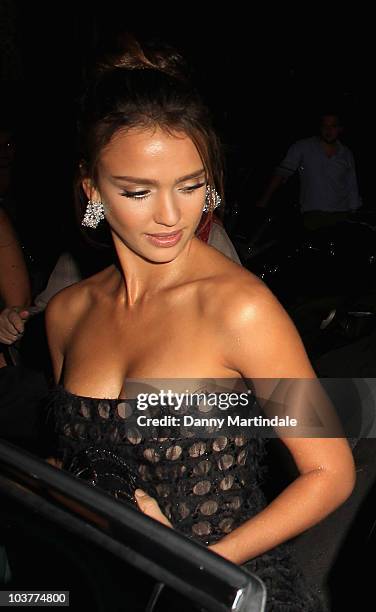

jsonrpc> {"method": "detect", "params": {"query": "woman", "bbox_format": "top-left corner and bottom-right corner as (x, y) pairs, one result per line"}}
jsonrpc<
(45, 38), (355, 610)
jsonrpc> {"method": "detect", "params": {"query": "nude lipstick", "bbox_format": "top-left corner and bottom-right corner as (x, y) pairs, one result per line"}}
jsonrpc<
(146, 230), (183, 248)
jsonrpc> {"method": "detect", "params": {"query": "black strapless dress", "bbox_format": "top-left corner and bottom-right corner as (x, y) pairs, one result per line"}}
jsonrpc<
(48, 385), (323, 612)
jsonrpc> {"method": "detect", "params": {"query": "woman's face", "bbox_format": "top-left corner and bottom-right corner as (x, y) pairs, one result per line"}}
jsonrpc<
(86, 126), (207, 263)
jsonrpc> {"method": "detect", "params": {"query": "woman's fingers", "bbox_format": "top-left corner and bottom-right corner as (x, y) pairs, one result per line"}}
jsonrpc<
(135, 489), (172, 528)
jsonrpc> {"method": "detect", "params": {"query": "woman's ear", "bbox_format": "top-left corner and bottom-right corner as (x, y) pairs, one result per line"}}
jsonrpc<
(82, 178), (101, 202)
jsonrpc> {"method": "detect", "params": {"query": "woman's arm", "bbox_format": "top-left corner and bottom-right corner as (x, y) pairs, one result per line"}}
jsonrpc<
(210, 436), (354, 564)
(208, 280), (355, 564)
(45, 296), (66, 383)
(45, 296), (111, 529)
(0, 208), (31, 307)
(45, 282), (85, 383)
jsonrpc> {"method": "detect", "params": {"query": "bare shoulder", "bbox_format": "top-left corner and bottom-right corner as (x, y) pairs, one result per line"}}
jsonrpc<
(220, 270), (287, 327)
(45, 266), (113, 344)
(45, 266), (116, 382)
(196, 245), (271, 322)
(198, 252), (314, 378)
(45, 277), (90, 323)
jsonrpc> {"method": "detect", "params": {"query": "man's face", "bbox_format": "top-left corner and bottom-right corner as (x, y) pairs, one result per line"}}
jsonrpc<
(319, 115), (342, 144)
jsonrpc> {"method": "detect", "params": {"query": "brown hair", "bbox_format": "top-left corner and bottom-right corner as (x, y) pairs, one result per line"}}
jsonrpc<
(76, 35), (224, 242)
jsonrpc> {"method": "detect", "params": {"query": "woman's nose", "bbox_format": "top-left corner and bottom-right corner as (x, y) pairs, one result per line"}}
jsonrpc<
(154, 192), (181, 227)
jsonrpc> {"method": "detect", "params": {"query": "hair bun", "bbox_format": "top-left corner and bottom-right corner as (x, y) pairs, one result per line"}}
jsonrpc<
(94, 32), (190, 82)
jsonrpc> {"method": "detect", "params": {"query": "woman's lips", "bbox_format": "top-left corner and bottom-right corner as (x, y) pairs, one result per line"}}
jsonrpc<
(146, 230), (183, 248)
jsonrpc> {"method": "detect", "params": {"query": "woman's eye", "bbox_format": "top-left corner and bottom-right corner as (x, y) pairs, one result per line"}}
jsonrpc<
(120, 190), (150, 200)
(120, 182), (206, 199)
(180, 182), (206, 194)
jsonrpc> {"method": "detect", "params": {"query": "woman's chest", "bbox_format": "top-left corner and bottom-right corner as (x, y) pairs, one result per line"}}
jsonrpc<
(62, 305), (227, 396)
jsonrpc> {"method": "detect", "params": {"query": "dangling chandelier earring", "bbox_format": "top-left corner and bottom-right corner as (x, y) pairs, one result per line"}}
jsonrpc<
(202, 186), (221, 213)
(81, 200), (105, 228)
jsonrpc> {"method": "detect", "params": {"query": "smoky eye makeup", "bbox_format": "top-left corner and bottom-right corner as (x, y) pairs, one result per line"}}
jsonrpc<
(120, 181), (207, 200)
(120, 189), (150, 200)
(179, 181), (206, 193)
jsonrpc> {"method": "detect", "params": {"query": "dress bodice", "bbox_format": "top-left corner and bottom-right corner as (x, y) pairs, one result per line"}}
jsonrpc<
(49, 385), (267, 545)
(47, 385), (323, 610)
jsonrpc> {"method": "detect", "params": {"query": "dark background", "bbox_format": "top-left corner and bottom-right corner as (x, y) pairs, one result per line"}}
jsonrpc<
(1, 2), (374, 280)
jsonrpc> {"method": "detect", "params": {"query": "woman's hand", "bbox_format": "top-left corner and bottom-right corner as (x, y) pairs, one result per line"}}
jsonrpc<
(134, 489), (173, 528)
(45, 463), (172, 529)
(0, 307), (29, 344)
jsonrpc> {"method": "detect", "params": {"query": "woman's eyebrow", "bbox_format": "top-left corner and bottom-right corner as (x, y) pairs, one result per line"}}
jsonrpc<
(175, 169), (206, 183)
(111, 169), (206, 186)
